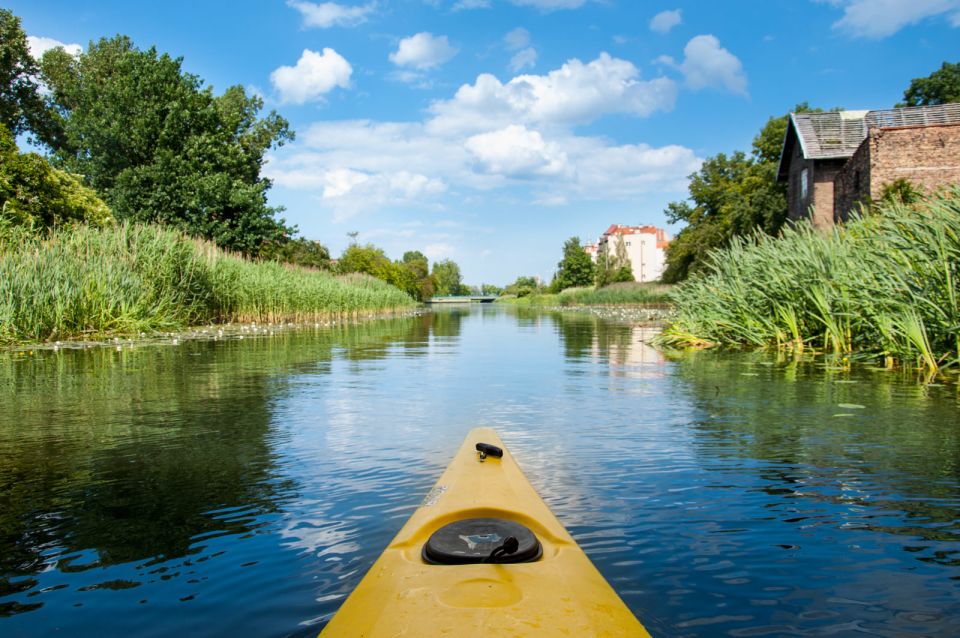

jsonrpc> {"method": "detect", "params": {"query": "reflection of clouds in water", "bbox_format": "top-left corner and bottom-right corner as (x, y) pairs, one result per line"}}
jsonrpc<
(277, 504), (360, 558)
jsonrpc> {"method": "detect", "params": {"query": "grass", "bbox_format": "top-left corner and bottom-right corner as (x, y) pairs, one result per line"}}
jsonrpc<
(659, 187), (960, 373)
(497, 282), (672, 307)
(557, 282), (672, 306)
(0, 222), (415, 343)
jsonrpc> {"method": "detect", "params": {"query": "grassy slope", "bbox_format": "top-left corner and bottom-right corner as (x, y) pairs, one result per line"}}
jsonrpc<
(0, 223), (415, 343)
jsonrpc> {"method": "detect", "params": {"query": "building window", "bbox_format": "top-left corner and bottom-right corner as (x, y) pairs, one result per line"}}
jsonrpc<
(626, 241), (631, 246)
(800, 168), (809, 200)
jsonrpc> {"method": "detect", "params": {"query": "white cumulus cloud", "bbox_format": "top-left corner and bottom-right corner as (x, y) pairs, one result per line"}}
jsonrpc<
(287, 1), (377, 28)
(465, 125), (569, 177)
(650, 9), (682, 34)
(265, 52), (702, 221)
(679, 35), (747, 95)
(824, 0), (960, 38)
(389, 32), (458, 69)
(26, 35), (82, 59)
(428, 52), (677, 134)
(271, 48), (352, 104)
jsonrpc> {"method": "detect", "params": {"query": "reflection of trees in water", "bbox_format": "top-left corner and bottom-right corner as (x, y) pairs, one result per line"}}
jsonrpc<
(0, 315), (435, 611)
(331, 311), (462, 362)
(666, 350), (960, 552)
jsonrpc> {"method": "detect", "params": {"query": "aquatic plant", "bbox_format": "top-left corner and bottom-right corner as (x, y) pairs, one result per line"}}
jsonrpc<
(660, 188), (960, 372)
(0, 223), (415, 342)
(558, 282), (672, 307)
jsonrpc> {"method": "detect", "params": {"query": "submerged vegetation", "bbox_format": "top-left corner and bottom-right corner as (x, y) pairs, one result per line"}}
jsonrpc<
(661, 189), (960, 372)
(0, 222), (415, 343)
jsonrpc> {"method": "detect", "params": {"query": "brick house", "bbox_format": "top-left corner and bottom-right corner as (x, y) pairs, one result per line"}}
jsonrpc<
(777, 103), (960, 227)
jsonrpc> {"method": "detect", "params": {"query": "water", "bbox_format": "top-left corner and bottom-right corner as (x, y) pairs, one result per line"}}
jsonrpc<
(2, 306), (959, 637)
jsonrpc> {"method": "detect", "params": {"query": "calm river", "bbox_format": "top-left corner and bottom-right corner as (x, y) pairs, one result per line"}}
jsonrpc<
(2, 306), (959, 637)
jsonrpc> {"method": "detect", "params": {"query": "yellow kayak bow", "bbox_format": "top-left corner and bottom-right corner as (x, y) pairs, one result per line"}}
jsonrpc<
(319, 427), (650, 637)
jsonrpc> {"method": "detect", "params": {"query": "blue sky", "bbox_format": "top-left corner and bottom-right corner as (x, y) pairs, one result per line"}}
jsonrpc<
(13, 0), (960, 285)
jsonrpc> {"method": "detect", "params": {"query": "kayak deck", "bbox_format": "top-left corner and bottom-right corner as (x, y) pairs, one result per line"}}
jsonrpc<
(319, 428), (650, 637)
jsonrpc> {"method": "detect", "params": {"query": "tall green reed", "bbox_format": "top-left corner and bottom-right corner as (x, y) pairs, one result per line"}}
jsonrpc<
(660, 187), (960, 372)
(0, 223), (415, 343)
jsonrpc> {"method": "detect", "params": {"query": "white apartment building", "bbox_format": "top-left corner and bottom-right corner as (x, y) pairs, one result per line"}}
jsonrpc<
(595, 224), (669, 282)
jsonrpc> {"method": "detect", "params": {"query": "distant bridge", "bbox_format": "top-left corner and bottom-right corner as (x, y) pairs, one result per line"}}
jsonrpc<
(425, 296), (498, 304)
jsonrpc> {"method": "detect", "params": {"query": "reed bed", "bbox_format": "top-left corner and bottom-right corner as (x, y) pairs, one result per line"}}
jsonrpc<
(558, 282), (672, 306)
(660, 188), (960, 372)
(0, 223), (415, 343)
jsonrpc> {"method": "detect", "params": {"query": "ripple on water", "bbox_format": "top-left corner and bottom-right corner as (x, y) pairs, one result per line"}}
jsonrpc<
(2, 308), (960, 637)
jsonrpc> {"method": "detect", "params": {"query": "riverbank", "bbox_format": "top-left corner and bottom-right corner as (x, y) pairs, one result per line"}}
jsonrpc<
(0, 223), (416, 344)
(498, 281), (672, 307)
(660, 188), (960, 373)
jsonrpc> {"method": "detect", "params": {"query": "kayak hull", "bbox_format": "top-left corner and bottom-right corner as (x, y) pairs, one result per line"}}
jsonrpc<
(319, 428), (650, 637)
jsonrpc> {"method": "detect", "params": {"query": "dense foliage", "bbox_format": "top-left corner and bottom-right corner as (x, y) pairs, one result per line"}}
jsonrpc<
(0, 223), (414, 342)
(900, 61), (960, 107)
(661, 189), (960, 373)
(551, 236), (595, 292)
(0, 9), (61, 147)
(335, 244), (450, 301)
(661, 106), (823, 283)
(0, 124), (112, 228)
(39, 36), (293, 254)
(431, 259), (468, 296)
(260, 237), (332, 270)
(595, 234), (634, 286)
(503, 275), (544, 298)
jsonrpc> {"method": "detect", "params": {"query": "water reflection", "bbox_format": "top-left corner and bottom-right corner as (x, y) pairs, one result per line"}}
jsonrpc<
(0, 314), (459, 631)
(1, 307), (959, 638)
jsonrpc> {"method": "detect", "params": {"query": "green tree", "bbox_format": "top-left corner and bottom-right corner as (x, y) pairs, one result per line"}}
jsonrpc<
(551, 236), (595, 292)
(661, 105), (823, 283)
(398, 250), (435, 301)
(432, 259), (464, 296)
(596, 235), (635, 286)
(504, 275), (541, 297)
(0, 9), (61, 147)
(0, 124), (112, 228)
(261, 237), (332, 270)
(337, 243), (395, 280)
(900, 62), (960, 107)
(40, 36), (293, 254)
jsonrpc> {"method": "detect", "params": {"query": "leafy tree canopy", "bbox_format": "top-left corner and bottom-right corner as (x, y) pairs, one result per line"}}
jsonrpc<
(40, 36), (294, 254)
(661, 104), (822, 283)
(0, 9), (61, 147)
(432, 259), (466, 296)
(261, 237), (331, 270)
(551, 236), (595, 292)
(900, 61), (960, 107)
(0, 124), (112, 228)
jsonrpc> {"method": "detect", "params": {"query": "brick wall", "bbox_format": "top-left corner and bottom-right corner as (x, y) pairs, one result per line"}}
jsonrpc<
(834, 139), (871, 222)
(870, 124), (960, 196)
(811, 160), (845, 228)
(835, 123), (960, 219)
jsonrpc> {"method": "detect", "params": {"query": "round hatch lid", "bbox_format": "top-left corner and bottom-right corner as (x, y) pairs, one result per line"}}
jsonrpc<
(422, 517), (542, 564)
